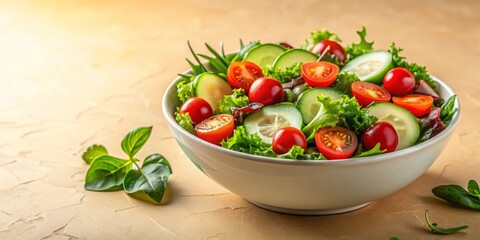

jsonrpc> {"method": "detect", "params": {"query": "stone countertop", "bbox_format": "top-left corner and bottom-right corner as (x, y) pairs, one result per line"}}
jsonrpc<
(1, 0), (480, 239)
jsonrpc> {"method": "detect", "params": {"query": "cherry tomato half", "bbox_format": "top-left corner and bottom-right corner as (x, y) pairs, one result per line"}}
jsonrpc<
(301, 61), (339, 87)
(248, 77), (284, 106)
(272, 127), (307, 154)
(362, 122), (398, 153)
(351, 82), (391, 107)
(392, 94), (434, 117)
(227, 61), (264, 92)
(311, 40), (347, 63)
(315, 126), (358, 160)
(179, 97), (213, 124)
(195, 114), (234, 145)
(383, 67), (416, 96)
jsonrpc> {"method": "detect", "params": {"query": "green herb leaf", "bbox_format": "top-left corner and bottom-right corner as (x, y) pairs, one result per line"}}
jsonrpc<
(354, 143), (386, 158)
(331, 72), (360, 96)
(121, 126), (153, 159)
(425, 209), (468, 234)
(345, 26), (374, 60)
(440, 95), (457, 125)
(390, 237), (400, 240)
(217, 88), (250, 114)
(175, 111), (196, 134)
(123, 154), (172, 204)
(389, 42), (436, 88)
(302, 29), (341, 51)
(263, 63), (302, 83)
(82, 144), (108, 164)
(432, 184), (480, 210)
(467, 180), (480, 196)
(85, 155), (132, 191)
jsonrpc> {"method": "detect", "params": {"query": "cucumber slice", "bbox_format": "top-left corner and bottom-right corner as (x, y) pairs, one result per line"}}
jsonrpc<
(243, 43), (286, 67)
(340, 51), (393, 84)
(244, 103), (303, 144)
(193, 72), (232, 111)
(367, 102), (420, 150)
(272, 49), (318, 70)
(296, 88), (343, 124)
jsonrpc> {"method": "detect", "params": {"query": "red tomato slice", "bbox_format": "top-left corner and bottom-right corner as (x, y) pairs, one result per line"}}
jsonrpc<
(315, 126), (358, 160)
(301, 61), (339, 87)
(195, 114), (234, 145)
(227, 61), (264, 92)
(392, 94), (433, 117)
(351, 82), (391, 107)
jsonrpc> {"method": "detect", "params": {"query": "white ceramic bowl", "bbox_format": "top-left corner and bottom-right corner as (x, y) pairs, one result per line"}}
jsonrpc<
(162, 72), (460, 215)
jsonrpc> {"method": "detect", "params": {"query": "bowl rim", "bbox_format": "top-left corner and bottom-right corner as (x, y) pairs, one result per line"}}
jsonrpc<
(162, 70), (461, 166)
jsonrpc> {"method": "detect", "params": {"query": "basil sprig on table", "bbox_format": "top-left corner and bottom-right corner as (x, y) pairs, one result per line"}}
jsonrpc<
(432, 179), (480, 210)
(424, 209), (468, 234)
(81, 126), (172, 204)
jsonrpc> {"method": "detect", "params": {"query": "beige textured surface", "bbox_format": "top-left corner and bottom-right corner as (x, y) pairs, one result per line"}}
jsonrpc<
(1, 0), (480, 239)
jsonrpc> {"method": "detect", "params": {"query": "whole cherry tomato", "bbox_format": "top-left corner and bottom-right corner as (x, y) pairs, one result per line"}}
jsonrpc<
(272, 127), (307, 154)
(179, 97), (213, 124)
(311, 40), (347, 63)
(362, 122), (399, 153)
(383, 67), (416, 96)
(248, 77), (284, 106)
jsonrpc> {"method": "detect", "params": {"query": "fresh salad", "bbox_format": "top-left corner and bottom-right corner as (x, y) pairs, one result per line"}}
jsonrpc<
(174, 27), (458, 160)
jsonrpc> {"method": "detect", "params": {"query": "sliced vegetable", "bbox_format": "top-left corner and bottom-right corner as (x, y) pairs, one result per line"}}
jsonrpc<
(340, 51), (393, 84)
(296, 88), (343, 124)
(367, 102), (420, 150)
(244, 104), (303, 144)
(272, 49), (318, 70)
(272, 126), (307, 154)
(194, 72), (232, 111)
(248, 77), (284, 106)
(226, 61), (264, 92)
(351, 81), (391, 107)
(315, 126), (358, 160)
(301, 61), (340, 87)
(195, 114), (235, 145)
(383, 67), (416, 96)
(392, 94), (433, 117)
(243, 43), (286, 67)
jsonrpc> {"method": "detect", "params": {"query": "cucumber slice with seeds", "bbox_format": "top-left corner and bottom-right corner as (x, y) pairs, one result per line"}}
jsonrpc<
(340, 51), (393, 84)
(296, 88), (343, 124)
(367, 102), (420, 150)
(244, 104), (303, 144)
(243, 43), (286, 67)
(194, 72), (232, 111)
(272, 49), (318, 70)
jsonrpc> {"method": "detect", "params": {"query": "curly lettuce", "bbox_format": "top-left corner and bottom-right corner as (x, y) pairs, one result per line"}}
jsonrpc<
(262, 63), (302, 83)
(217, 88), (250, 114)
(302, 29), (341, 51)
(331, 72), (360, 96)
(175, 111), (195, 134)
(345, 26), (374, 60)
(389, 42), (436, 88)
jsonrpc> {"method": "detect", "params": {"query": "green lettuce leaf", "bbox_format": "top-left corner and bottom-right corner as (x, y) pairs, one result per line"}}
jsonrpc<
(217, 88), (250, 114)
(263, 63), (302, 83)
(176, 74), (195, 104)
(302, 95), (377, 141)
(354, 143), (386, 158)
(345, 26), (374, 60)
(331, 72), (360, 96)
(440, 95), (457, 125)
(175, 111), (195, 134)
(389, 42), (436, 88)
(302, 29), (341, 51)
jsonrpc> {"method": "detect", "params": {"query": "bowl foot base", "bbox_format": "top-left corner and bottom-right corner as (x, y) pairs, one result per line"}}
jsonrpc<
(248, 201), (371, 215)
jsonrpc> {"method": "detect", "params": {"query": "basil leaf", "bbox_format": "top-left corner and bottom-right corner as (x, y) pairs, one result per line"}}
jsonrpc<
(82, 144), (108, 164)
(467, 180), (480, 200)
(425, 209), (468, 234)
(123, 154), (172, 204)
(85, 155), (132, 191)
(432, 184), (480, 210)
(121, 126), (152, 159)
